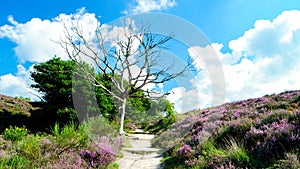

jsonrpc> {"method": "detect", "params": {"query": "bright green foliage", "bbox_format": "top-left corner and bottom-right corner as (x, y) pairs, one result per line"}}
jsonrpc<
(126, 90), (152, 123)
(72, 63), (100, 121)
(162, 99), (177, 126)
(57, 107), (78, 123)
(3, 126), (29, 142)
(15, 135), (42, 163)
(224, 138), (250, 164)
(107, 162), (119, 169)
(31, 57), (101, 124)
(200, 140), (227, 158)
(31, 57), (74, 108)
(50, 123), (89, 151)
(94, 74), (118, 122)
(94, 73), (175, 129)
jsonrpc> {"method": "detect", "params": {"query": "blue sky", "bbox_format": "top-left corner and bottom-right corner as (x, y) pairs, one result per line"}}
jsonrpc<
(1, 0), (300, 113)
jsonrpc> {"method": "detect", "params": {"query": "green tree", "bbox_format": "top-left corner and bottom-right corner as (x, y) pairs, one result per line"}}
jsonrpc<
(94, 74), (118, 122)
(31, 57), (74, 107)
(144, 98), (177, 133)
(31, 57), (104, 124)
(31, 57), (76, 123)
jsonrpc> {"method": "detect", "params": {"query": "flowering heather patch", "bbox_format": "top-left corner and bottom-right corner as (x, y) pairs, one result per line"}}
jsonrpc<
(163, 90), (300, 168)
(43, 149), (88, 169)
(79, 143), (116, 169)
(151, 114), (198, 150)
(0, 123), (123, 168)
(177, 144), (194, 158)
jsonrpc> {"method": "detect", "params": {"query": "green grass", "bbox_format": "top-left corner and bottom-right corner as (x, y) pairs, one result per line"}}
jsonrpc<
(15, 135), (42, 164)
(0, 155), (28, 169)
(107, 162), (119, 169)
(50, 122), (89, 152)
(224, 138), (250, 164)
(162, 156), (188, 169)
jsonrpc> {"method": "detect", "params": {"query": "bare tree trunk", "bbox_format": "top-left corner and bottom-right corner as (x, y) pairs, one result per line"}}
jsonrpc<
(119, 98), (126, 134)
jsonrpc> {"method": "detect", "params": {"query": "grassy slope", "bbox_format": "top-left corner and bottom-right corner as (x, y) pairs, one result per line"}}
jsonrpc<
(158, 90), (300, 169)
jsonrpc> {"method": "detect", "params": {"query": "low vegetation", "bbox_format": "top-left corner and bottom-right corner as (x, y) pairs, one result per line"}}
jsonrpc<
(0, 120), (123, 168)
(159, 90), (300, 168)
(1, 90), (300, 168)
(1, 55), (299, 168)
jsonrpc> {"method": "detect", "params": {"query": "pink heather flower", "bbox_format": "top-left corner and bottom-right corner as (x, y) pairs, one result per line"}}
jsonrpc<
(262, 119), (296, 136)
(233, 111), (241, 118)
(177, 144), (193, 157)
(291, 133), (300, 141)
(42, 138), (52, 145)
(0, 150), (5, 157)
(246, 126), (264, 138)
(79, 143), (116, 168)
(77, 156), (82, 166)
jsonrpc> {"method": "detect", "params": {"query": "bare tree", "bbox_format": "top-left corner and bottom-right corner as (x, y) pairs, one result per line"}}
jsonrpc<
(59, 20), (189, 134)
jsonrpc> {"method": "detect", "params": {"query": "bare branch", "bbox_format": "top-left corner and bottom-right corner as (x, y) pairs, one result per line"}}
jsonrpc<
(57, 19), (189, 133)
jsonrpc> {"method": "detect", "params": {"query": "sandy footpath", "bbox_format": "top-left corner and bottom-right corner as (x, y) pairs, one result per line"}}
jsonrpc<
(116, 133), (163, 169)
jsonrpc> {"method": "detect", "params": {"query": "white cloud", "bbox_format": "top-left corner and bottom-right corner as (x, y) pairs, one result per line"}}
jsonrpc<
(166, 71), (213, 113)
(123, 0), (176, 14)
(0, 8), (100, 99)
(0, 65), (40, 100)
(223, 10), (300, 100)
(0, 8), (99, 63)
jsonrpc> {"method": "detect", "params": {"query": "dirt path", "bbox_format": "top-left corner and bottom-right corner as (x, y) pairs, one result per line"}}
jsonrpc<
(117, 133), (163, 169)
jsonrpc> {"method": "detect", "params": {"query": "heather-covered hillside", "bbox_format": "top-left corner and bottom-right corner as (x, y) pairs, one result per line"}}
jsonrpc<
(0, 95), (32, 116)
(157, 90), (300, 168)
(0, 95), (52, 133)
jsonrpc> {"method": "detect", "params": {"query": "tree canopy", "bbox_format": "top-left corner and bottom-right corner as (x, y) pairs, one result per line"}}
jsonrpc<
(31, 57), (74, 108)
